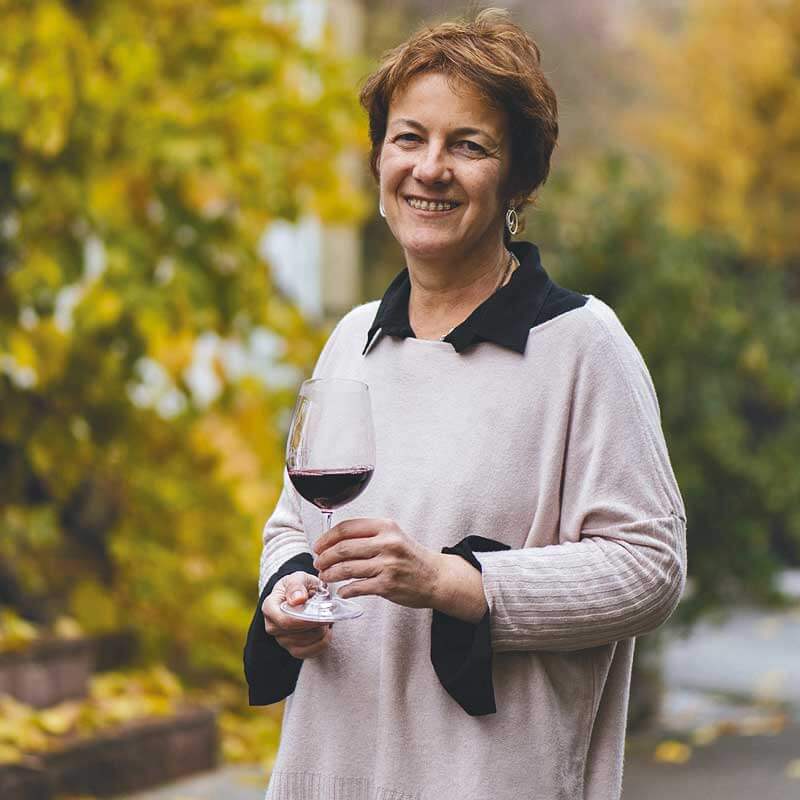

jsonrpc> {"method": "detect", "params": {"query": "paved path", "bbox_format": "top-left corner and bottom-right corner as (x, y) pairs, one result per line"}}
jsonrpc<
(125, 581), (800, 800)
(124, 765), (268, 800)
(623, 720), (800, 800)
(662, 608), (800, 705)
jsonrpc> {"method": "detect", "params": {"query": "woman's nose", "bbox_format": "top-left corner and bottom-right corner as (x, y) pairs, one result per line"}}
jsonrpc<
(412, 144), (451, 184)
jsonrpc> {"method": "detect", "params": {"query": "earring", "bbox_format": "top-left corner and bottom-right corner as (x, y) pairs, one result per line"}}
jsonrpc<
(379, 199), (386, 218)
(505, 207), (519, 236)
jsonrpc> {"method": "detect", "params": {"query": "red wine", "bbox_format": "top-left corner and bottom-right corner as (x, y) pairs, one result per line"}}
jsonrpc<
(288, 466), (374, 510)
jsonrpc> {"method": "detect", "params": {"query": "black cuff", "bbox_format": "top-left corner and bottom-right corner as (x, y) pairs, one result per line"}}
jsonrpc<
(243, 552), (318, 706)
(431, 535), (510, 716)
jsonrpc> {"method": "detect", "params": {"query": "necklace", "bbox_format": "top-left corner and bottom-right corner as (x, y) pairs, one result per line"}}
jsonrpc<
(438, 250), (518, 341)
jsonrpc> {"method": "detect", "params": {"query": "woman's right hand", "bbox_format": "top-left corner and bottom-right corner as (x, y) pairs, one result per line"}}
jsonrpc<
(261, 571), (333, 659)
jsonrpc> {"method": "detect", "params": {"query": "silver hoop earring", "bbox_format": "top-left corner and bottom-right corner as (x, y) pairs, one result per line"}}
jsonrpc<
(379, 199), (386, 218)
(505, 207), (519, 236)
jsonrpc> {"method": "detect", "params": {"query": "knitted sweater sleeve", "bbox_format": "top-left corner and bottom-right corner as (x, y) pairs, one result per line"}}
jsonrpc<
(475, 308), (687, 652)
(243, 319), (348, 705)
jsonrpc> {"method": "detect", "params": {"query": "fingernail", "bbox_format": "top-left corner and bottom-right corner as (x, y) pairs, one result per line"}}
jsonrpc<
(291, 591), (305, 602)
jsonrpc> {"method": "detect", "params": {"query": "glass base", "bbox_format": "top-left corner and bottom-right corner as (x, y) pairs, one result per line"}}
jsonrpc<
(280, 595), (363, 622)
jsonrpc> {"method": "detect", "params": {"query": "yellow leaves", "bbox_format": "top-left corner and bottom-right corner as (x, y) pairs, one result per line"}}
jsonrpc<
(152, 329), (196, 378)
(653, 739), (692, 764)
(0, 608), (38, 652)
(653, 708), (791, 773)
(39, 703), (82, 736)
(79, 285), (122, 328)
(193, 413), (275, 516)
(1, 0), (360, 690)
(739, 340), (769, 376)
(53, 616), (84, 640)
(86, 667), (183, 728)
(218, 709), (281, 768)
(0, 743), (23, 765)
(7, 329), (38, 371)
(4, 319), (70, 387)
(0, 696), (48, 752)
(184, 556), (213, 582)
(183, 172), (233, 220)
(626, 0), (800, 263)
(7, 0), (87, 158)
(108, 38), (160, 91)
(69, 581), (120, 633)
(0, 667), (185, 760)
(9, 248), (64, 297)
(88, 170), (130, 226)
(0, 610), (83, 654)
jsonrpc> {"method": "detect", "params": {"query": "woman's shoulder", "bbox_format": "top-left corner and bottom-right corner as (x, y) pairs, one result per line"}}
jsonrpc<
(533, 295), (651, 379)
(534, 294), (627, 348)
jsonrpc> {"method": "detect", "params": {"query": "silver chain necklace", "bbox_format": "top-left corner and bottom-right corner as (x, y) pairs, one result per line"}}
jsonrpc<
(438, 250), (518, 341)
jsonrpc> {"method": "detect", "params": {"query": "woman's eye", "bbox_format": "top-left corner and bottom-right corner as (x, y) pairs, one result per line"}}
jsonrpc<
(395, 133), (421, 144)
(456, 140), (486, 156)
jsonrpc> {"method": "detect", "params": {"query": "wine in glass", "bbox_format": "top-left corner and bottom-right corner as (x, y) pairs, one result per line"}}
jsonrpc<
(281, 378), (376, 622)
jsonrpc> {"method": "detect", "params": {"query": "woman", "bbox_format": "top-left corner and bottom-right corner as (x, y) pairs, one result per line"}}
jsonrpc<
(244, 9), (686, 800)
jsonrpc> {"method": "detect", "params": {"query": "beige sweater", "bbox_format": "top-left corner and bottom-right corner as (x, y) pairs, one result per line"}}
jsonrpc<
(257, 295), (687, 800)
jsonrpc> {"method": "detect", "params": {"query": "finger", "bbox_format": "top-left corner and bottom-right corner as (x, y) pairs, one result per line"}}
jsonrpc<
(263, 586), (327, 635)
(265, 608), (330, 636)
(283, 572), (322, 605)
(338, 576), (381, 599)
(313, 518), (388, 556)
(313, 538), (383, 573)
(318, 557), (382, 585)
(273, 609), (329, 634)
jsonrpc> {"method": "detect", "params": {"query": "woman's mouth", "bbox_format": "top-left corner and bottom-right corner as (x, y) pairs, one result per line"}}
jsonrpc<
(405, 196), (460, 213)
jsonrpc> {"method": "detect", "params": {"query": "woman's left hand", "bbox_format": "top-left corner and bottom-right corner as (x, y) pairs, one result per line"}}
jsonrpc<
(312, 518), (442, 609)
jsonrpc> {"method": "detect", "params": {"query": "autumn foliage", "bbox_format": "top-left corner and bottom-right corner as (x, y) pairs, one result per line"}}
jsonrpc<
(0, 0), (364, 680)
(535, 0), (800, 616)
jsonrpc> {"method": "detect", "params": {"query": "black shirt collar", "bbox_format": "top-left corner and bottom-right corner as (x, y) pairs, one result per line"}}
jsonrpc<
(363, 241), (553, 356)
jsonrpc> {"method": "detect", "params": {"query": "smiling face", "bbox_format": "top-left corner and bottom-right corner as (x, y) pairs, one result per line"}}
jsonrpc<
(377, 72), (511, 268)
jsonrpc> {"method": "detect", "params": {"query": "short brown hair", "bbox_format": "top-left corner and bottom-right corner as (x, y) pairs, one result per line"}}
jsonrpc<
(359, 8), (559, 212)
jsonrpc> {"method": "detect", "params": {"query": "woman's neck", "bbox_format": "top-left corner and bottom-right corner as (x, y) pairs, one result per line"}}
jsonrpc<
(407, 241), (512, 341)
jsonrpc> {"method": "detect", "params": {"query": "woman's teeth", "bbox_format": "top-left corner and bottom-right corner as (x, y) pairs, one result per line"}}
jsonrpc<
(406, 197), (459, 212)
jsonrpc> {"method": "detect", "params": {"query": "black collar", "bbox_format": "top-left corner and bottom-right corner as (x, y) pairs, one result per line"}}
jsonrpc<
(362, 241), (553, 355)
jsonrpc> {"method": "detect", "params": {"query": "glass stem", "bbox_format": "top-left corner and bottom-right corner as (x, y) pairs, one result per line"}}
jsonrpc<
(315, 511), (336, 603)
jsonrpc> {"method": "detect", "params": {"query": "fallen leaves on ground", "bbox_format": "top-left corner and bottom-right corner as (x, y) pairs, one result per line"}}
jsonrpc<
(653, 740), (692, 764)
(0, 665), (183, 759)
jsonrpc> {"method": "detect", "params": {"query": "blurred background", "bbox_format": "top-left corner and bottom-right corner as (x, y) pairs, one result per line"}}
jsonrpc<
(0, 0), (798, 798)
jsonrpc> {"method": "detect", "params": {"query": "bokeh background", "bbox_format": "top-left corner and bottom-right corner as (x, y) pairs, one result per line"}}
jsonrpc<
(1, 1), (798, 797)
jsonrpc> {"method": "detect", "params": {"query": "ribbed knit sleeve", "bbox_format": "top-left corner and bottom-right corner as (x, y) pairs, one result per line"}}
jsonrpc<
(475, 305), (687, 653)
(245, 316), (352, 704)
(258, 471), (312, 595)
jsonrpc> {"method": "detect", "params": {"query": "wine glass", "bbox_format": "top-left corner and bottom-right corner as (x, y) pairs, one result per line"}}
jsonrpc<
(281, 378), (376, 622)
